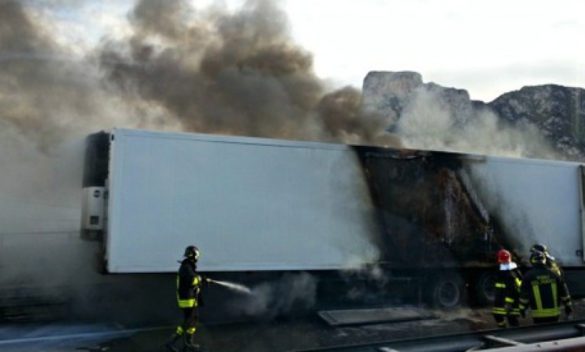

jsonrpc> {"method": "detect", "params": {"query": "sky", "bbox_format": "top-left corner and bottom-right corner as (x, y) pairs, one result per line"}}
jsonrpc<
(33, 0), (585, 101)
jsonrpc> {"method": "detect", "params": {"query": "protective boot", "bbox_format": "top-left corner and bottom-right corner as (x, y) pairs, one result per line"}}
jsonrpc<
(164, 333), (182, 352)
(183, 333), (200, 352)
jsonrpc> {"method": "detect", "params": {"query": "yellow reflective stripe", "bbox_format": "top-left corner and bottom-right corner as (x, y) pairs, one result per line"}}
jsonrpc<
(176, 326), (184, 335)
(532, 308), (560, 318)
(495, 283), (506, 288)
(186, 327), (196, 334)
(510, 309), (520, 316)
(552, 282), (558, 306)
(505, 297), (514, 304)
(178, 298), (197, 308)
(515, 278), (522, 289)
(532, 283), (543, 312)
(492, 308), (507, 314)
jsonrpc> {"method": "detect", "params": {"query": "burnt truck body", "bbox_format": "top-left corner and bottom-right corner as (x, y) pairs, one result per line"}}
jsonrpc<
(82, 128), (585, 307)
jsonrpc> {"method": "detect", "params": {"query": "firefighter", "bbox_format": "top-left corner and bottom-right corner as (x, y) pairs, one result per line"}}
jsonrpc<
(530, 243), (562, 278)
(492, 249), (522, 328)
(519, 251), (572, 324)
(166, 245), (208, 352)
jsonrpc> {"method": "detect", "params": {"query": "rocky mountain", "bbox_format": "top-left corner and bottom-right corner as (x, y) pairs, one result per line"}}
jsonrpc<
(362, 71), (585, 160)
(490, 85), (585, 159)
(363, 71), (474, 127)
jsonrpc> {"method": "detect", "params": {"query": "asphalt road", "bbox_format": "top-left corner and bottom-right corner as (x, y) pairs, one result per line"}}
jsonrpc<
(3, 300), (585, 352)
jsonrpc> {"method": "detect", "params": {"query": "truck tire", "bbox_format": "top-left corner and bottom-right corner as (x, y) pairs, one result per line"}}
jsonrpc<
(427, 273), (465, 309)
(474, 271), (496, 306)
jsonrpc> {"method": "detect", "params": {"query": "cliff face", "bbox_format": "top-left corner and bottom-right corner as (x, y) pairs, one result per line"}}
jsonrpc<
(362, 71), (585, 160)
(362, 71), (424, 123)
(490, 85), (585, 158)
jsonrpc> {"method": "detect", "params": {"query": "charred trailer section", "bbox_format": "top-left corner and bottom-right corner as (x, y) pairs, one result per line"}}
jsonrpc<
(352, 147), (507, 307)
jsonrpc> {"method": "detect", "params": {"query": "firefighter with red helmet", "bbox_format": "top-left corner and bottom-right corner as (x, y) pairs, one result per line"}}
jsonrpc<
(492, 249), (523, 328)
(166, 245), (209, 352)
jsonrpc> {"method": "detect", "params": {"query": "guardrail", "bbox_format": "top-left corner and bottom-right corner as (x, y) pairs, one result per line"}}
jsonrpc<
(293, 319), (585, 352)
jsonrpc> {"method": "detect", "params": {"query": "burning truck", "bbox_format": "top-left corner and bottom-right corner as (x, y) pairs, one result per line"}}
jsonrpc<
(82, 128), (585, 308)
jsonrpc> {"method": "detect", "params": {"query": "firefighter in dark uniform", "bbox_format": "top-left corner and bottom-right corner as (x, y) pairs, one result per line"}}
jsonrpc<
(166, 245), (208, 352)
(492, 249), (522, 328)
(519, 251), (572, 324)
(530, 243), (563, 278)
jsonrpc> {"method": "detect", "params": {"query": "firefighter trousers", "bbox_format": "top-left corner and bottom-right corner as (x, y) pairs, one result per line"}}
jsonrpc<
(178, 306), (199, 335)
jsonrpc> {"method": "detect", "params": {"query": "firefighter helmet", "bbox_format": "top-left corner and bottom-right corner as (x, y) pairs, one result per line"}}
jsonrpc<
(184, 245), (200, 261)
(497, 249), (511, 264)
(531, 243), (548, 254)
(530, 251), (546, 265)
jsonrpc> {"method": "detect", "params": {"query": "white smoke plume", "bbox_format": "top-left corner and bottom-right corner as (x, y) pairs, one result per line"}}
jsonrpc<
(227, 273), (318, 319)
(394, 85), (560, 159)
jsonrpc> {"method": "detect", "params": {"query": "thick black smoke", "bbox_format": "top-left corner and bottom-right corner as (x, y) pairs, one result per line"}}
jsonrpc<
(1, 0), (396, 154)
(99, 0), (398, 145)
(0, 1), (107, 151)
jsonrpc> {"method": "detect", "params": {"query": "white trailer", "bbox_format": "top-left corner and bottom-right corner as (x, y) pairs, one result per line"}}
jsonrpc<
(466, 156), (585, 267)
(89, 128), (380, 273)
(82, 128), (585, 306)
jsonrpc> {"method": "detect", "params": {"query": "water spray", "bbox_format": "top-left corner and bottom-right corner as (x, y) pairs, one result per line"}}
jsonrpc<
(207, 279), (252, 295)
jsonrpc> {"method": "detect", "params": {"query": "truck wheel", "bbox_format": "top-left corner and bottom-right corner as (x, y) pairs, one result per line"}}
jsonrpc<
(428, 273), (465, 309)
(474, 271), (496, 306)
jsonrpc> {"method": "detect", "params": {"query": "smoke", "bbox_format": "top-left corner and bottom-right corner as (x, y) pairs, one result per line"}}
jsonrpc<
(0, 1), (99, 236)
(0, 0), (140, 211)
(98, 0), (398, 146)
(1, 2), (109, 151)
(0, 1), (391, 229)
(0, 0), (570, 176)
(0, 0), (398, 227)
(0, 1), (395, 320)
(394, 85), (560, 159)
(341, 265), (393, 303)
(389, 85), (566, 260)
(464, 167), (536, 257)
(227, 273), (317, 319)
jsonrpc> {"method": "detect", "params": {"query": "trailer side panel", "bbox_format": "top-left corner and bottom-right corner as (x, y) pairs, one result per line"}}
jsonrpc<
(106, 129), (380, 273)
